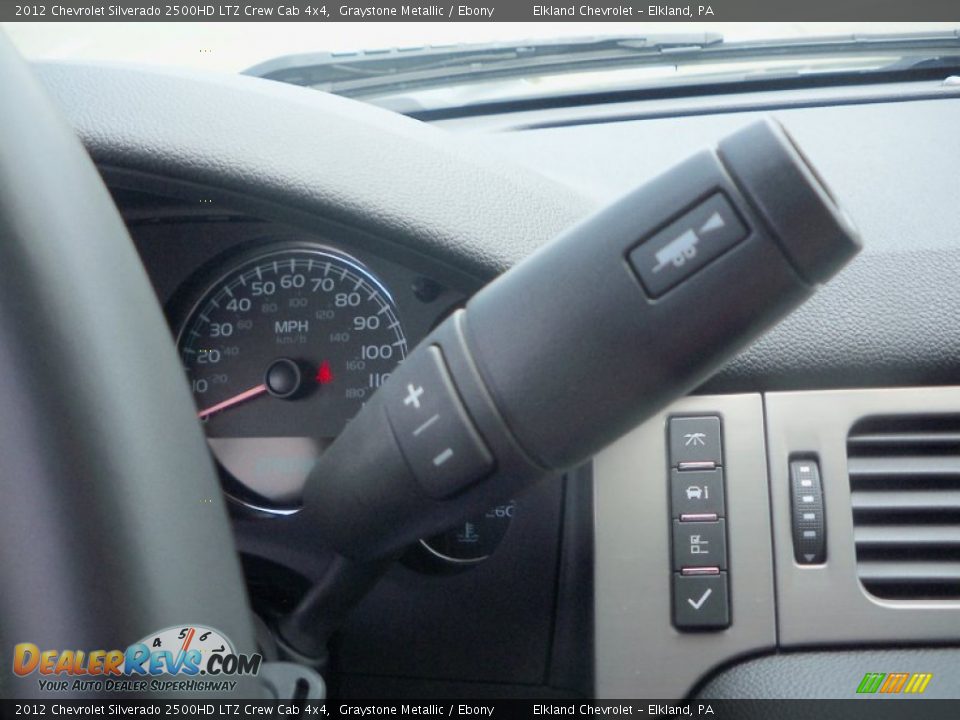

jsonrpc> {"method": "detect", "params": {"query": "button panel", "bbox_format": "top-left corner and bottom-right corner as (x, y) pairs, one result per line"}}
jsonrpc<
(668, 415), (730, 631)
(789, 458), (827, 564)
(629, 193), (749, 298)
(385, 345), (494, 499)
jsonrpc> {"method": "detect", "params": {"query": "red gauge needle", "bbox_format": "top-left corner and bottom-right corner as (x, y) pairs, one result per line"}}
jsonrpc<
(197, 383), (267, 420)
(180, 627), (196, 653)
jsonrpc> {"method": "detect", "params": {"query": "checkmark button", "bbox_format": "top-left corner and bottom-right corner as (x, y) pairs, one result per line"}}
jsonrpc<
(687, 588), (713, 610)
(674, 573), (729, 630)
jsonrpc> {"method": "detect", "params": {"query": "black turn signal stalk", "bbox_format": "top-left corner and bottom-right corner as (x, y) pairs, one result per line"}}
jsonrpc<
(297, 119), (860, 561)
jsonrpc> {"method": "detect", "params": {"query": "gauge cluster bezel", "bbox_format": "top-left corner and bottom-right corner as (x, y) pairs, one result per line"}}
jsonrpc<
(117, 174), (589, 695)
(170, 238), (410, 515)
(141, 213), (473, 518)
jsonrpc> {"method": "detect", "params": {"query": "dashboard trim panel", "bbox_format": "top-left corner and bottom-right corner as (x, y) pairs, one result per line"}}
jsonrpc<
(766, 386), (960, 647)
(594, 393), (775, 699)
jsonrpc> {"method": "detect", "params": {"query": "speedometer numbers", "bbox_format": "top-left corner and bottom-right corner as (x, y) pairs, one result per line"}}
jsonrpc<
(177, 246), (407, 511)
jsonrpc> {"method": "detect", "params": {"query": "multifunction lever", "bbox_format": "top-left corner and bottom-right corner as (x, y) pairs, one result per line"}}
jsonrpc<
(297, 119), (861, 561)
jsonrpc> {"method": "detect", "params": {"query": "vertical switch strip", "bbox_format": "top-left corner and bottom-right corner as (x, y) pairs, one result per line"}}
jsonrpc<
(669, 415), (731, 630)
(789, 458), (827, 564)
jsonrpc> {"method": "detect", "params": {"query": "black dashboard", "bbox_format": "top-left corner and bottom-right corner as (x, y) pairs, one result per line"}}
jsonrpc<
(119, 184), (591, 697)
(130, 192), (468, 512)
(35, 58), (960, 699)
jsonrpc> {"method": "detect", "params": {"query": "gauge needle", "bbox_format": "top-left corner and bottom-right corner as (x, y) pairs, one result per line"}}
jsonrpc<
(197, 383), (267, 420)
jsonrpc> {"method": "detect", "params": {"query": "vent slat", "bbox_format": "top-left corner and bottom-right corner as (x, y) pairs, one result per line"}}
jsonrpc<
(857, 561), (960, 584)
(848, 415), (960, 600)
(850, 490), (960, 512)
(849, 432), (960, 447)
(848, 456), (960, 478)
(854, 525), (960, 547)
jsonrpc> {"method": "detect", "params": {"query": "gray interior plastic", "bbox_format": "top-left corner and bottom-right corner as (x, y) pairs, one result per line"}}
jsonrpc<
(698, 648), (960, 699)
(765, 386), (960, 646)
(0, 36), (259, 698)
(468, 94), (960, 393)
(594, 394), (775, 699)
(32, 62), (960, 395)
(33, 61), (593, 281)
(595, 387), (960, 699)
(20, 57), (960, 699)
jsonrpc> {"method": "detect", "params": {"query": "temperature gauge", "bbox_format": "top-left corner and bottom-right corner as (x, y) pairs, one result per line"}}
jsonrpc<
(419, 500), (516, 565)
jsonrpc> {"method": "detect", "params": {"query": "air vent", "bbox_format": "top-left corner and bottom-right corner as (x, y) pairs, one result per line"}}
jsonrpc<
(848, 416), (960, 600)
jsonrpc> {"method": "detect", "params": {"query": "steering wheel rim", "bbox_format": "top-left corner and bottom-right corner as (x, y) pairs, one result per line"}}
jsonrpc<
(0, 34), (258, 699)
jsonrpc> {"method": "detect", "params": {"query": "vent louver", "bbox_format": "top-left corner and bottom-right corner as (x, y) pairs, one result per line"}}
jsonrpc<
(848, 416), (960, 600)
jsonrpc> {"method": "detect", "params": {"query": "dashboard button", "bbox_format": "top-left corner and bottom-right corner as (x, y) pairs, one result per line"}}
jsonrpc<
(386, 345), (494, 499)
(629, 193), (748, 298)
(673, 572), (730, 630)
(669, 416), (723, 467)
(673, 519), (727, 570)
(671, 467), (725, 518)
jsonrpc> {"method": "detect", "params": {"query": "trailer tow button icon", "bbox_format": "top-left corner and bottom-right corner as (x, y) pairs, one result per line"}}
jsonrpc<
(652, 229), (700, 274)
(700, 211), (726, 234)
(652, 212), (727, 273)
(629, 193), (748, 298)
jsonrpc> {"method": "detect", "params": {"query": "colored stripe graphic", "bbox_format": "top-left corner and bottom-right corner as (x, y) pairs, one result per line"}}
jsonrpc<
(904, 673), (933, 694)
(857, 673), (885, 693)
(880, 672), (909, 693)
(857, 672), (932, 694)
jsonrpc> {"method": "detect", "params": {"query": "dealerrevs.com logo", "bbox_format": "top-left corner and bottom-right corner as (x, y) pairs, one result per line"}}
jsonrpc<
(13, 625), (262, 693)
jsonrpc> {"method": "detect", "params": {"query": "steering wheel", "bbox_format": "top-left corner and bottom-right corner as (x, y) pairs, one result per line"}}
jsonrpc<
(0, 34), (259, 698)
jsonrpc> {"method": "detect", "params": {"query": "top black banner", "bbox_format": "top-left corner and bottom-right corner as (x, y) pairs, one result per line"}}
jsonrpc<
(3, 0), (959, 22)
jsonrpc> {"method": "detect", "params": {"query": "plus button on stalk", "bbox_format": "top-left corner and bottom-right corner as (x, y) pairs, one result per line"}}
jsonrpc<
(385, 345), (494, 499)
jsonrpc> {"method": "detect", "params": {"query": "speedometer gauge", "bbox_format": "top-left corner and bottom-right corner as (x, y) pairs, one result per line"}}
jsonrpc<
(177, 244), (407, 511)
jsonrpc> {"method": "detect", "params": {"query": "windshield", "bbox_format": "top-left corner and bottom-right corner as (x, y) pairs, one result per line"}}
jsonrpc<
(6, 22), (957, 71)
(5, 21), (959, 112)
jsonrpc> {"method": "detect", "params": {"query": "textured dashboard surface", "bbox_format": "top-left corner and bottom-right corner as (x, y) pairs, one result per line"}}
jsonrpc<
(474, 98), (960, 392)
(27, 54), (960, 703)
(35, 61), (593, 282)
(34, 62), (960, 392)
(698, 649), (960, 699)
